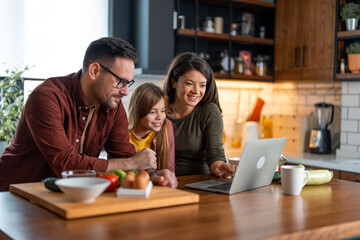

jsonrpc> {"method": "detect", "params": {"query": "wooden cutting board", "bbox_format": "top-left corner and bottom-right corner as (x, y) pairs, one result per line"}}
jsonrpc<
(10, 182), (199, 219)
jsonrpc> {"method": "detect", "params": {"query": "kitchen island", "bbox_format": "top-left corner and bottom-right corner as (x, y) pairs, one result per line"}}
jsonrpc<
(2, 175), (360, 239)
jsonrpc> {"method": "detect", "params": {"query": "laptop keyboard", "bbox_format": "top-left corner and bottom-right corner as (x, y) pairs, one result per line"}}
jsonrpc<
(207, 182), (232, 191)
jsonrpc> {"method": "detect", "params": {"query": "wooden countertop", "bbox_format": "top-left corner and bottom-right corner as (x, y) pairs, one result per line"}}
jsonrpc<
(2, 175), (360, 239)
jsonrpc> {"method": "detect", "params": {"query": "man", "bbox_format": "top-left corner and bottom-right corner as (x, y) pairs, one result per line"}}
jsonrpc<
(0, 37), (177, 191)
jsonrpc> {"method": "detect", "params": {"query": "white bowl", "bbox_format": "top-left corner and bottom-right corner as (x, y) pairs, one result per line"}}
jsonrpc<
(55, 177), (110, 203)
(61, 170), (97, 178)
(228, 157), (240, 166)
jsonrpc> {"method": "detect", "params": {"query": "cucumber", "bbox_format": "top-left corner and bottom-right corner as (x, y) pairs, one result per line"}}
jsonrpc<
(44, 177), (62, 192)
(272, 171), (281, 182)
(305, 169), (333, 185)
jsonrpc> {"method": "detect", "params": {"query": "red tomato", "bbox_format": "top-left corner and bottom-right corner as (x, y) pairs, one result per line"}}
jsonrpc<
(97, 172), (119, 192)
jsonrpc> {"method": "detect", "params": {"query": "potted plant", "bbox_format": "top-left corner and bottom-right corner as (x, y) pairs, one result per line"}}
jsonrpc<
(340, 2), (360, 31)
(346, 42), (360, 73)
(0, 66), (29, 154)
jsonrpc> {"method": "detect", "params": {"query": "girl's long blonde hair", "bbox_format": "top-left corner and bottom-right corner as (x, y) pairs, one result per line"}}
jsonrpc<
(128, 83), (170, 170)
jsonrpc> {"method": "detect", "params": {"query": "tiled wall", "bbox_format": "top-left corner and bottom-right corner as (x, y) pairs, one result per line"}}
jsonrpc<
(337, 82), (360, 158)
(216, 80), (342, 153)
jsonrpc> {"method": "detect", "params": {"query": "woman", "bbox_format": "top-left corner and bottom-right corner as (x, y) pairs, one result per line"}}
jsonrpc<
(164, 52), (235, 177)
(128, 83), (175, 172)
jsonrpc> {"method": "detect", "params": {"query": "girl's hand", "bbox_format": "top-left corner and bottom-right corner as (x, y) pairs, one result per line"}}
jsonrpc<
(150, 169), (178, 188)
(210, 161), (236, 178)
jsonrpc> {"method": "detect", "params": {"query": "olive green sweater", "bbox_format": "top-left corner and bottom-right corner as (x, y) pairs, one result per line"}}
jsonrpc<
(167, 102), (226, 176)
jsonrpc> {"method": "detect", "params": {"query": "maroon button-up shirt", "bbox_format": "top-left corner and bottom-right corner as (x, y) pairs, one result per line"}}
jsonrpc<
(0, 70), (135, 191)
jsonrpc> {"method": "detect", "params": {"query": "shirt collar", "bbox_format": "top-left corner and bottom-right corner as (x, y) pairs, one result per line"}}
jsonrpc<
(72, 70), (91, 112)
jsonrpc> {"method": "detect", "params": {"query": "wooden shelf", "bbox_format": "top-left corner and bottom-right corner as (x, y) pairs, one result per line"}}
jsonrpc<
(177, 28), (195, 37)
(196, 0), (275, 9)
(232, 35), (274, 45)
(214, 72), (274, 81)
(197, 30), (229, 41)
(337, 30), (360, 39)
(233, 0), (275, 8)
(336, 73), (360, 80)
(177, 29), (274, 46)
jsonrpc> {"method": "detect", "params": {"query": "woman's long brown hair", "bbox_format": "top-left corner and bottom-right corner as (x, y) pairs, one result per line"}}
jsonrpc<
(163, 52), (222, 112)
(128, 83), (170, 170)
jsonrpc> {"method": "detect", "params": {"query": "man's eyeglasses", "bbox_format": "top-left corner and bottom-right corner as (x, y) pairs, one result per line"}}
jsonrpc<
(99, 63), (135, 89)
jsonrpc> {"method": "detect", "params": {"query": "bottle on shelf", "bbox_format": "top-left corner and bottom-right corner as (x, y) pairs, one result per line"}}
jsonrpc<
(259, 26), (266, 39)
(340, 58), (346, 74)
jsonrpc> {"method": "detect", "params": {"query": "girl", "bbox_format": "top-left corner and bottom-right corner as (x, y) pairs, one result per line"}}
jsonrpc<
(163, 52), (235, 177)
(128, 83), (175, 172)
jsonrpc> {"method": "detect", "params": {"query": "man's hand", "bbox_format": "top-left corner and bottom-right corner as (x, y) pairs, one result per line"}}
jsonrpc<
(107, 148), (157, 172)
(132, 148), (157, 170)
(150, 169), (178, 188)
(210, 161), (236, 178)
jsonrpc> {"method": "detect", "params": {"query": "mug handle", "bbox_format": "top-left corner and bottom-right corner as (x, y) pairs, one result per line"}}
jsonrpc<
(303, 171), (309, 187)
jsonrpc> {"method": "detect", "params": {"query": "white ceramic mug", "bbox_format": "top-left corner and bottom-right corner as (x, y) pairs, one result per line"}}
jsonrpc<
(281, 165), (309, 195)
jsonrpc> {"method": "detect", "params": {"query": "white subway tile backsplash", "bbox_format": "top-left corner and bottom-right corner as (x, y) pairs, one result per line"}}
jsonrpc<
(341, 107), (348, 119)
(342, 82), (349, 94)
(324, 95), (342, 105)
(339, 144), (358, 151)
(348, 133), (360, 145)
(341, 132), (347, 144)
(214, 79), (358, 157)
(342, 95), (359, 107)
(348, 107), (360, 120)
(341, 120), (359, 132)
(349, 82), (360, 94)
(307, 95), (326, 105)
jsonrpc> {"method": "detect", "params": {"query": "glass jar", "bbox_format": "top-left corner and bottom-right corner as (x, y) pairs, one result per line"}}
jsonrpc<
(234, 57), (245, 74)
(255, 55), (267, 76)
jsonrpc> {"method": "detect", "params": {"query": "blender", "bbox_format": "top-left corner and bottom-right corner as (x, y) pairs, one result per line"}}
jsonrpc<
(309, 102), (334, 154)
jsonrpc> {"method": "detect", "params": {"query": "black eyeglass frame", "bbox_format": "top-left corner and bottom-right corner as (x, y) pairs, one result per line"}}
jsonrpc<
(99, 63), (135, 89)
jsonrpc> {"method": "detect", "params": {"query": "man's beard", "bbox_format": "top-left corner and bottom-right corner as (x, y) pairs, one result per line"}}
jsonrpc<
(102, 94), (122, 109)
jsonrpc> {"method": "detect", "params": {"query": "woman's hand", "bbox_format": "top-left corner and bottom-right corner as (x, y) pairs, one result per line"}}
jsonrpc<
(210, 161), (236, 178)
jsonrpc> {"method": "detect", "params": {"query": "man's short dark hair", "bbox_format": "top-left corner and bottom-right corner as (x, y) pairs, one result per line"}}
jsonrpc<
(83, 37), (138, 71)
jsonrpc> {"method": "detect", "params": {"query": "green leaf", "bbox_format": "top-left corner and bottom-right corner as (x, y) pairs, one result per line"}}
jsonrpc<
(0, 65), (30, 143)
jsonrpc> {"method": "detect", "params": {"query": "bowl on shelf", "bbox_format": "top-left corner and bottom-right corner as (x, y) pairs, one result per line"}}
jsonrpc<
(55, 177), (110, 203)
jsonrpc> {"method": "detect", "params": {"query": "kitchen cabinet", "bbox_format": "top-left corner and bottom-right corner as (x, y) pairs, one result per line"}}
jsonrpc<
(275, 0), (336, 81)
(175, 0), (276, 81)
(334, 0), (360, 81)
(112, 0), (175, 74)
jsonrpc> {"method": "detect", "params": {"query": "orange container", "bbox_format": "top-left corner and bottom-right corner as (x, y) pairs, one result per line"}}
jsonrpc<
(248, 97), (265, 122)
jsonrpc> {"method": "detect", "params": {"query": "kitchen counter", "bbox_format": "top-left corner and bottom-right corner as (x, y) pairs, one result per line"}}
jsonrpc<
(2, 175), (360, 239)
(224, 144), (360, 173)
(283, 152), (360, 173)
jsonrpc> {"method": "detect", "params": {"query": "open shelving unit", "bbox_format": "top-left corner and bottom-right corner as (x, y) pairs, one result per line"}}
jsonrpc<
(175, 0), (275, 82)
(334, 0), (360, 81)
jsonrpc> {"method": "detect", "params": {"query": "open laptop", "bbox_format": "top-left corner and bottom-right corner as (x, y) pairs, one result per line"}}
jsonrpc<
(185, 137), (287, 194)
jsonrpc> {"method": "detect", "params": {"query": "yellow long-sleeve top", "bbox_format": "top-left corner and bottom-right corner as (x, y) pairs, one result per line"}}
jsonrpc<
(129, 130), (155, 152)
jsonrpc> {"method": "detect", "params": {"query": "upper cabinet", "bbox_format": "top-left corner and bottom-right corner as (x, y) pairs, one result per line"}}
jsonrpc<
(174, 0), (276, 81)
(275, 0), (336, 82)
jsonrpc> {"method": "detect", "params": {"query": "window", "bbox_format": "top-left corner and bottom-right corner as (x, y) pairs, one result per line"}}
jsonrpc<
(0, 0), (109, 79)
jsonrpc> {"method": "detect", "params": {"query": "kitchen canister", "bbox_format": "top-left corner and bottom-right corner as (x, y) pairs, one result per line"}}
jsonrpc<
(214, 17), (224, 34)
(240, 121), (259, 151)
